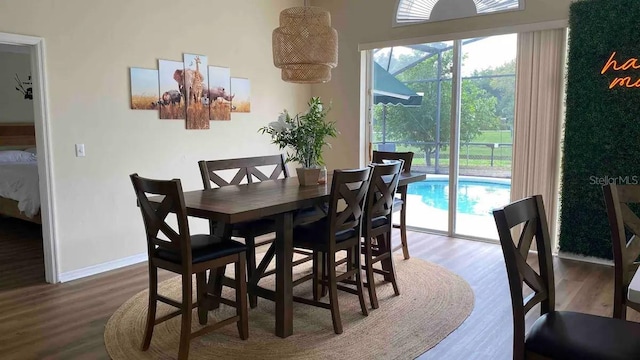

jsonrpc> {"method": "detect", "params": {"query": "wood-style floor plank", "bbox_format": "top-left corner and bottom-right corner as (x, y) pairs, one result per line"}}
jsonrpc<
(0, 218), (637, 359)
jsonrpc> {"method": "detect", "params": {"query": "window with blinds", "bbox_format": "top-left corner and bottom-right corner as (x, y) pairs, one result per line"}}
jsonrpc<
(395, 0), (524, 26)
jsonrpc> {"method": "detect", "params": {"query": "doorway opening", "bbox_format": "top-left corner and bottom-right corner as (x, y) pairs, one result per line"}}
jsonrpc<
(0, 32), (57, 284)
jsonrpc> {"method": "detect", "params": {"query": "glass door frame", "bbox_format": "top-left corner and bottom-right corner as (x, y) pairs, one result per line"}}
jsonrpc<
(365, 38), (507, 241)
(447, 39), (462, 238)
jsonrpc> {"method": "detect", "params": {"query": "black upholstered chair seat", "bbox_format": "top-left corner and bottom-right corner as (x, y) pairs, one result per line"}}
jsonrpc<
(155, 235), (246, 264)
(294, 204), (329, 226)
(526, 311), (640, 360)
(292, 218), (357, 251)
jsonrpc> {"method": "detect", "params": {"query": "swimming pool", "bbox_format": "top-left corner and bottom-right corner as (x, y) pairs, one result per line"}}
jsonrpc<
(407, 178), (511, 216)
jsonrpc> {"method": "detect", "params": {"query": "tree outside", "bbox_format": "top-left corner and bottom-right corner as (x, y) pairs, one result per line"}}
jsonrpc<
(373, 44), (515, 176)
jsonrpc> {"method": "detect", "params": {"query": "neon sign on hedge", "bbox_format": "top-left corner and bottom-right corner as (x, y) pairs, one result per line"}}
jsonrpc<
(601, 52), (640, 89)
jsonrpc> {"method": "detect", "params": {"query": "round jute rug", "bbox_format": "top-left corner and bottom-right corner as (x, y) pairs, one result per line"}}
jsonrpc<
(104, 257), (474, 359)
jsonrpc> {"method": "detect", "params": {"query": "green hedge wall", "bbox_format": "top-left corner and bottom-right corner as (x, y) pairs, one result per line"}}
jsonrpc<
(560, 0), (640, 259)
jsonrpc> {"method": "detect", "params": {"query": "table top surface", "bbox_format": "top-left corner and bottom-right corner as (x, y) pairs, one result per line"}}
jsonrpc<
(173, 172), (426, 224)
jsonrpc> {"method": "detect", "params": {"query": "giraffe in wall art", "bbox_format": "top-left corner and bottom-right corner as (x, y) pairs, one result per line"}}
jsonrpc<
(191, 56), (204, 105)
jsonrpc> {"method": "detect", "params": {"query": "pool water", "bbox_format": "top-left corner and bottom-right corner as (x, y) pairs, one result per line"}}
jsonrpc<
(407, 179), (511, 216)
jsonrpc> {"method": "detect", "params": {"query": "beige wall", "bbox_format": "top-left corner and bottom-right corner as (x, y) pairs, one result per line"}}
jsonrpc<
(313, 0), (573, 170)
(0, 0), (574, 276)
(0, 0), (311, 274)
(0, 50), (34, 123)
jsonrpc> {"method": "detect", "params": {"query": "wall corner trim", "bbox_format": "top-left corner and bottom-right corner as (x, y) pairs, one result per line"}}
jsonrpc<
(58, 253), (148, 283)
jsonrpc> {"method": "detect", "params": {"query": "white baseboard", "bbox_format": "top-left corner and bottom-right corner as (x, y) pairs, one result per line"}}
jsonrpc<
(58, 252), (148, 283)
(556, 251), (613, 267)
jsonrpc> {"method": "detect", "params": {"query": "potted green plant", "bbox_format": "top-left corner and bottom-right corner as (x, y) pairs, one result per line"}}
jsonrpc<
(259, 97), (338, 185)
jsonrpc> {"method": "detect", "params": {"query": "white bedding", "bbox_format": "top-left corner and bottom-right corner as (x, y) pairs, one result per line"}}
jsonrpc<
(0, 160), (40, 217)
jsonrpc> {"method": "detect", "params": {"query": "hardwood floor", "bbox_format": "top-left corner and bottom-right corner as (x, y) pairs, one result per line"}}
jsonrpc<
(0, 227), (636, 359)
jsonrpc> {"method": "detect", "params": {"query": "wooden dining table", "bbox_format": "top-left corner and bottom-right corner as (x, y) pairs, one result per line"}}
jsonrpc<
(166, 171), (426, 338)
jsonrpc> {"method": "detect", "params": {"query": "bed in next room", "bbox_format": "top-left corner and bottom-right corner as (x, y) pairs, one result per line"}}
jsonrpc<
(0, 123), (40, 224)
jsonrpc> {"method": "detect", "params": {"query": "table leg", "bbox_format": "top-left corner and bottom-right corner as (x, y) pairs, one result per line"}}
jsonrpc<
(379, 233), (394, 282)
(399, 187), (410, 259)
(207, 222), (232, 310)
(275, 212), (293, 338)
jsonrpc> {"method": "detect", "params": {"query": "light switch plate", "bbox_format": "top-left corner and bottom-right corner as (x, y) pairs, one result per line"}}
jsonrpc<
(75, 144), (85, 157)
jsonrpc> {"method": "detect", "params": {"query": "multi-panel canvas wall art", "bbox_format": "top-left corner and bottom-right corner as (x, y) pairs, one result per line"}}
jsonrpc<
(158, 60), (186, 120)
(231, 77), (251, 113)
(129, 54), (250, 129)
(208, 66), (231, 120)
(129, 68), (159, 110)
(183, 54), (209, 129)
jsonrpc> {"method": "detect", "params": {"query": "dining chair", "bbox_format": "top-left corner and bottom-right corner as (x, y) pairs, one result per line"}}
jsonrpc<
(130, 174), (248, 360)
(603, 183), (640, 320)
(493, 195), (640, 360)
(198, 154), (288, 308)
(361, 160), (403, 309)
(371, 150), (414, 259)
(291, 167), (371, 334)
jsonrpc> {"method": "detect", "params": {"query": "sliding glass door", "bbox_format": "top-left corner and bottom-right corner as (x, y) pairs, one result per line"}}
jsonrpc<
(370, 34), (516, 240)
(372, 42), (453, 232)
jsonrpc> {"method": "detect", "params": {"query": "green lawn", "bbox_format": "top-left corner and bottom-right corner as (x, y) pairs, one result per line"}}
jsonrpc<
(380, 130), (513, 168)
(473, 130), (512, 144)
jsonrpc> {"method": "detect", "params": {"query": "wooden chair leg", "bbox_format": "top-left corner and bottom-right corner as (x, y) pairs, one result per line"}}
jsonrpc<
(363, 236), (379, 309)
(141, 265), (158, 351)
(235, 253), (249, 340)
(327, 254), (343, 334)
(245, 234), (258, 309)
(354, 244), (369, 316)
(178, 273), (192, 360)
(382, 232), (400, 296)
(196, 271), (208, 325)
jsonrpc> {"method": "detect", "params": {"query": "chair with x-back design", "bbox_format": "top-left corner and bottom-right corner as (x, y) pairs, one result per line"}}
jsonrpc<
(198, 154), (287, 308)
(494, 195), (640, 360)
(603, 183), (640, 320)
(372, 151), (414, 259)
(361, 160), (403, 309)
(291, 167), (372, 334)
(130, 173), (248, 360)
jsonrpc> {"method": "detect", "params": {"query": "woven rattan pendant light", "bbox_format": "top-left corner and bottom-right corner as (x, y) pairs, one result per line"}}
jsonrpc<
(272, 2), (338, 84)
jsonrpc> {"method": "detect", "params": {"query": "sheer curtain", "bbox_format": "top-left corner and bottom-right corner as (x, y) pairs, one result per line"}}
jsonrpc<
(512, 28), (567, 249)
